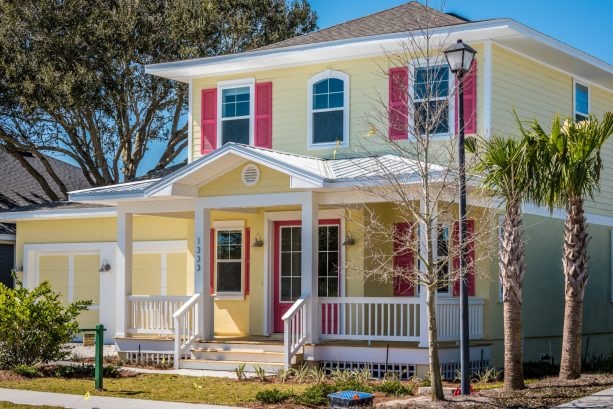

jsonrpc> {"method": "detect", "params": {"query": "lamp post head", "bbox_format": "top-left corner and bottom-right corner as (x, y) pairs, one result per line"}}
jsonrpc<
(444, 39), (477, 74)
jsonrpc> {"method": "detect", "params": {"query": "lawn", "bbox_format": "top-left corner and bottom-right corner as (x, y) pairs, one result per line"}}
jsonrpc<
(0, 373), (309, 407)
(0, 404), (62, 409)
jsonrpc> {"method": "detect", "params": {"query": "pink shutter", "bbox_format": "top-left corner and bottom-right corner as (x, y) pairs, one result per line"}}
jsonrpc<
(255, 82), (273, 148)
(388, 67), (409, 140)
(201, 88), (217, 154)
(209, 228), (215, 295)
(393, 222), (416, 296)
(244, 228), (250, 295)
(452, 220), (475, 296)
(455, 60), (477, 134)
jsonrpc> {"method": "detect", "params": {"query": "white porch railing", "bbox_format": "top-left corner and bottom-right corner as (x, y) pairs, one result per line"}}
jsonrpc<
(436, 298), (484, 341)
(281, 295), (310, 369)
(127, 295), (191, 335)
(319, 297), (421, 342)
(173, 293), (203, 369)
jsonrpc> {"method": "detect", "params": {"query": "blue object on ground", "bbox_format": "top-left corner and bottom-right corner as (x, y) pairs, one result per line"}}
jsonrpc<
(328, 390), (375, 408)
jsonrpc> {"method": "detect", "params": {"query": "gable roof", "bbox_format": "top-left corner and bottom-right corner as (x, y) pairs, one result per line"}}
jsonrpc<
(258, 2), (467, 51)
(68, 143), (448, 203)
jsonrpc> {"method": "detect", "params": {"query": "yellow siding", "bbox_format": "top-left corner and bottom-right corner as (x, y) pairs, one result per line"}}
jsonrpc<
(77, 310), (100, 330)
(199, 165), (291, 197)
(38, 255), (69, 302)
(73, 255), (100, 304)
(491, 44), (573, 136)
(132, 253), (162, 295)
(167, 252), (188, 296)
(587, 86), (613, 215)
(192, 49), (484, 161)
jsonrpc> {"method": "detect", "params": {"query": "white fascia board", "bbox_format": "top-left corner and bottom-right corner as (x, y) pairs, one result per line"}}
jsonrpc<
(0, 207), (116, 222)
(145, 20), (517, 82)
(68, 192), (147, 203)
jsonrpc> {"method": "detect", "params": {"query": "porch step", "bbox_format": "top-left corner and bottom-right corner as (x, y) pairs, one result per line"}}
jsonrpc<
(194, 340), (285, 354)
(191, 348), (287, 364)
(179, 359), (284, 373)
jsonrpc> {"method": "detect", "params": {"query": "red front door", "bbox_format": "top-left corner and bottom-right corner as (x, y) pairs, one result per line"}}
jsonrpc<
(273, 220), (341, 333)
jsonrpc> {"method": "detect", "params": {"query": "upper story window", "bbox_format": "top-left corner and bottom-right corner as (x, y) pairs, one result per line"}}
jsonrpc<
(218, 79), (254, 146)
(574, 81), (589, 122)
(412, 64), (452, 136)
(307, 70), (349, 149)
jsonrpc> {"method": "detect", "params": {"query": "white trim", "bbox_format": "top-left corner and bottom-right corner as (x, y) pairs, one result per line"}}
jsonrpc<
(212, 222), (246, 299)
(573, 78), (590, 121)
(408, 58), (455, 140)
(483, 40), (492, 138)
(216, 78), (255, 148)
(188, 78), (194, 164)
(0, 207), (116, 222)
(307, 70), (350, 150)
(133, 240), (188, 253)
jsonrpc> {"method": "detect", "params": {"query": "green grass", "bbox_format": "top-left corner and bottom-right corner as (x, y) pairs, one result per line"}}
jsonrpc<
(0, 374), (309, 406)
(0, 403), (62, 409)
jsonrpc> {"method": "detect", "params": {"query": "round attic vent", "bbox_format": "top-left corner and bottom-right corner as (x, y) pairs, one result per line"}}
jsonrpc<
(241, 164), (260, 186)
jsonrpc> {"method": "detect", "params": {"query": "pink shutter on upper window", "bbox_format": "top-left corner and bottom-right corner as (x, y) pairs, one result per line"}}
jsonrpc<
(245, 227), (250, 295)
(388, 67), (409, 140)
(255, 82), (273, 148)
(393, 222), (416, 296)
(455, 60), (477, 135)
(452, 220), (475, 297)
(201, 88), (217, 154)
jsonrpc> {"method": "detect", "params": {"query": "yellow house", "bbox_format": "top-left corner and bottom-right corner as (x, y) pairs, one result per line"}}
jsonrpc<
(2, 2), (612, 377)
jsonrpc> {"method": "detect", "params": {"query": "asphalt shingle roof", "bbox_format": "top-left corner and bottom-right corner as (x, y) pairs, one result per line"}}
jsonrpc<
(258, 2), (468, 51)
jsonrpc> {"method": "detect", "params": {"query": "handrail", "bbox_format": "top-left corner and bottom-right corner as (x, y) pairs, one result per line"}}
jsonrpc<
(173, 293), (203, 369)
(282, 295), (310, 369)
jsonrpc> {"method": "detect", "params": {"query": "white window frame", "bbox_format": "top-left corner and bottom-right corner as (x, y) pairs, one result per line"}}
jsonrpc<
(435, 223), (453, 297)
(573, 79), (590, 122)
(213, 220), (245, 300)
(408, 59), (455, 139)
(217, 78), (255, 148)
(307, 69), (350, 150)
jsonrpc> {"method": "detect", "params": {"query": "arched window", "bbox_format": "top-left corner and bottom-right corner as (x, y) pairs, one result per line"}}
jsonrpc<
(307, 70), (349, 149)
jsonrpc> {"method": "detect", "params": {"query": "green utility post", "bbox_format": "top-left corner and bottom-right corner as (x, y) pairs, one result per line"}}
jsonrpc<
(79, 324), (106, 391)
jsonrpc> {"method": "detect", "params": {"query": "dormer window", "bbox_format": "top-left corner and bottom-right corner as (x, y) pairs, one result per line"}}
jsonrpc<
(307, 70), (349, 149)
(574, 80), (589, 122)
(218, 79), (255, 146)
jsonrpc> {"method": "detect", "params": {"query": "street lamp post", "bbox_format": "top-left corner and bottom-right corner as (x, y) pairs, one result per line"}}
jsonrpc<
(444, 39), (476, 396)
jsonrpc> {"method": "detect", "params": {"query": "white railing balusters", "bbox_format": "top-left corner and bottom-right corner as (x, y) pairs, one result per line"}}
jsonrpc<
(172, 293), (202, 369)
(435, 298), (485, 341)
(127, 295), (191, 334)
(282, 295), (310, 369)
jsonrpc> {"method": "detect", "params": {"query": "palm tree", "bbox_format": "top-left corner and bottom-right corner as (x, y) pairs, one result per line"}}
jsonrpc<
(467, 135), (530, 390)
(518, 112), (613, 380)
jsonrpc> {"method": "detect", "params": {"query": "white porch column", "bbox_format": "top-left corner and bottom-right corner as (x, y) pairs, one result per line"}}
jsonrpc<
(195, 207), (214, 340)
(301, 192), (319, 344)
(115, 209), (133, 338)
(418, 200), (430, 348)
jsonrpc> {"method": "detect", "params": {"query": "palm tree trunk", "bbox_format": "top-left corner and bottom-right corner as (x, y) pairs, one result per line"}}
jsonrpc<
(500, 200), (525, 390)
(427, 286), (444, 401)
(559, 196), (589, 380)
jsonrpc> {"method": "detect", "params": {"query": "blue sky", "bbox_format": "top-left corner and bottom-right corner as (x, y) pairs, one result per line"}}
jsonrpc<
(140, 0), (612, 175)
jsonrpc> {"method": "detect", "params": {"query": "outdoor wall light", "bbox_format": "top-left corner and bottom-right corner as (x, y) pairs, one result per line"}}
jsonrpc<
(99, 261), (111, 273)
(251, 233), (264, 248)
(342, 232), (356, 246)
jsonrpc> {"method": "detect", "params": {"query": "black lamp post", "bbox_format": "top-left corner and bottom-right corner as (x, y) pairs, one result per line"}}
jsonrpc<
(444, 39), (476, 396)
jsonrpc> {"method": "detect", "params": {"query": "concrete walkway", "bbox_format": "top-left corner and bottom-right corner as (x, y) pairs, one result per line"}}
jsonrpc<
(0, 388), (244, 409)
(556, 386), (613, 408)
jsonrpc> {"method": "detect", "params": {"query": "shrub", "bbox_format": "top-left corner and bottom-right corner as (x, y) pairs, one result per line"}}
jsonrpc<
(583, 353), (613, 373)
(255, 388), (295, 404)
(334, 378), (372, 393)
(13, 364), (41, 378)
(522, 362), (559, 379)
(374, 379), (413, 396)
(46, 363), (121, 379)
(0, 280), (91, 369)
(295, 383), (335, 406)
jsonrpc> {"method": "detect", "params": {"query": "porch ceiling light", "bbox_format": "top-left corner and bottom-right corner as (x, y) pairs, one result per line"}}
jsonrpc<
(444, 39), (476, 74)
(342, 231), (355, 246)
(251, 233), (264, 248)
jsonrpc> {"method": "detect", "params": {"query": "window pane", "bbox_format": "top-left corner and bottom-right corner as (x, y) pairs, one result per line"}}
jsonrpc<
(414, 101), (448, 135)
(229, 244), (242, 259)
(328, 278), (338, 297)
(318, 227), (327, 251)
(314, 79), (328, 94)
(222, 102), (236, 118)
(222, 118), (250, 145)
(235, 88), (250, 101)
(414, 66), (448, 99)
(291, 227), (301, 251)
(314, 94), (328, 110)
(236, 101), (249, 117)
(292, 253), (301, 274)
(313, 110), (344, 144)
(217, 262), (241, 292)
(229, 231), (242, 245)
(437, 226), (449, 257)
(281, 277), (292, 301)
(328, 92), (344, 109)
(327, 226), (339, 250)
(327, 252), (338, 276)
(318, 278), (327, 296)
(329, 78), (344, 93)
(318, 254), (327, 277)
(281, 228), (292, 252)
(281, 253), (292, 277)
(436, 259), (449, 293)
(291, 277), (302, 300)
(575, 84), (588, 115)
(222, 87), (250, 118)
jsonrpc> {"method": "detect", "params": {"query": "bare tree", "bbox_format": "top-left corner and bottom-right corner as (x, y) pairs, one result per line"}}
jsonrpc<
(342, 4), (495, 400)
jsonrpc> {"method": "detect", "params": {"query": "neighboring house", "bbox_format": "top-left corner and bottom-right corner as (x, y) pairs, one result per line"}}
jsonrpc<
(0, 150), (89, 288)
(0, 2), (611, 376)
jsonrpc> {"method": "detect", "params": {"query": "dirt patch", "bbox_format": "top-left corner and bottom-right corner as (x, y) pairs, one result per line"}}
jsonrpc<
(0, 370), (25, 382)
